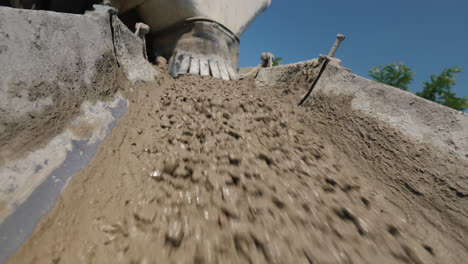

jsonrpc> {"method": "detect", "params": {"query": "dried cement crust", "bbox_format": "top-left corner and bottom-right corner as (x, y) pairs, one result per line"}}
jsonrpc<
(0, 5), (120, 165)
(8, 74), (468, 263)
(0, 52), (119, 165)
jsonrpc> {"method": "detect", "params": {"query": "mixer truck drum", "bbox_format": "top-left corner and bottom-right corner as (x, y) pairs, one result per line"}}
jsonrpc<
(150, 17), (240, 80)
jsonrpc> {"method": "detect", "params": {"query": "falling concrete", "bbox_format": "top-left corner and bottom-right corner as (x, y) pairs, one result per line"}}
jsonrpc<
(5, 68), (468, 263)
(0, 4), (467, 264)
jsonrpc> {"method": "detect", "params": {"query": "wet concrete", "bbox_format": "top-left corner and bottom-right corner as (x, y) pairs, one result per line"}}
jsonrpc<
(7, 74), (468, 263)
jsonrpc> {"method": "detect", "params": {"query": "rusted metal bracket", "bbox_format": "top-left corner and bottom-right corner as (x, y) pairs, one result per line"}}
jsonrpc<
(298, 56), (330, 106)
(298, 34), (345, 106)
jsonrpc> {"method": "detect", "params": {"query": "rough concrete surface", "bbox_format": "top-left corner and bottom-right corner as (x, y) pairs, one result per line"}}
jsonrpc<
(7, 72), (468, 263)
(112, 15), (159, 84)
(0, 5), (124, 226)
(1, 4), (467, 264)
(257, 59), (468, 160)
(256, 59), (320, 93)
(0, 5), (119, 161)
(319, 64), (468, 160)
(0, 95), (128, 263)
(0, 3), (164, 230)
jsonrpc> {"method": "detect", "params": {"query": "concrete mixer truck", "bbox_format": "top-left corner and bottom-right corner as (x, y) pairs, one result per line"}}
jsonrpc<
(3, 0), (271, 80)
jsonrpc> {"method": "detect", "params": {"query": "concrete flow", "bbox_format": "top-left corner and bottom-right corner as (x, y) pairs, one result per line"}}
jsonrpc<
(7, 72), (468, 263)
(0, 3), (467, 264)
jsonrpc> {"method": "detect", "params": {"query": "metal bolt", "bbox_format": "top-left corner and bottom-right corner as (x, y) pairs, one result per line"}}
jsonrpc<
(328, 34), (345, 57)
(135, 23), (150, 60)
(135, 23), (150, 37)
(260, 52), (274, 68)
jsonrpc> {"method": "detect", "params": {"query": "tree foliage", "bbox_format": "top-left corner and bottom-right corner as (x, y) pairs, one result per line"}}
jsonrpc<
(369, 63), (467, 111)
(416, 67), (467, 111)
(273, 57), (283, 66)
(368, 63), (414, 91)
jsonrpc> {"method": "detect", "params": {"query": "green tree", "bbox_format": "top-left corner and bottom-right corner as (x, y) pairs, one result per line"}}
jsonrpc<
(273, 57), (283, 66)
(368, 63), (414, 91)
(369, 63), (467, 112)
(416, 67), (467, 111)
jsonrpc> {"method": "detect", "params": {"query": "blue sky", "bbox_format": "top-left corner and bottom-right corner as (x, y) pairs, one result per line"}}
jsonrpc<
(239, 0), (468, 98)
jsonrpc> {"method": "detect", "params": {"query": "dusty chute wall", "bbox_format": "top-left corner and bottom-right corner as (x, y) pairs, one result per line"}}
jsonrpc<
(256, 60), (468, 159)
(0, 6), (157, 262)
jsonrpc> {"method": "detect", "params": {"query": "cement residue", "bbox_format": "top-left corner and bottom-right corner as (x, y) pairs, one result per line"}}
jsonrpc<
(0, 52), (123, 227)
(0, 51), (119, 165)
(0, 95), (127, 219)
(255, 59), (320, 94)
(8, 74), (468, 263)
(112, 15), (159, 84)
(0, 97), (128, 264)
